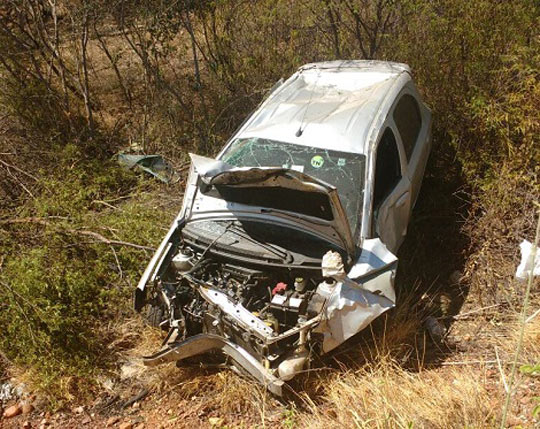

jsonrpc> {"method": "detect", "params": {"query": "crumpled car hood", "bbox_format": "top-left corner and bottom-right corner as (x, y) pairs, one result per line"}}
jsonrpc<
(187, 154), (356, 257)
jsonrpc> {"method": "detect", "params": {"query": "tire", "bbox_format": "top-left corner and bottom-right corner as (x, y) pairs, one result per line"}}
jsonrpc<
(143, 293), (168, 329)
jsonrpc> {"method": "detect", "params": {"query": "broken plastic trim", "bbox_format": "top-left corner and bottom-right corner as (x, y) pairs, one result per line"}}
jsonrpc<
(117, 154), (179, 184)
(142, 334), (285, 396)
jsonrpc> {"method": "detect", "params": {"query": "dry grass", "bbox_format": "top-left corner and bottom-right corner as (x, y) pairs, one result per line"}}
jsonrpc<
(107, 312), (471, 428)
(290, 310), (539, 429)
(6, 289), (538, 428)
(522, 316), (540, 356)
(298, 363), (497, 429)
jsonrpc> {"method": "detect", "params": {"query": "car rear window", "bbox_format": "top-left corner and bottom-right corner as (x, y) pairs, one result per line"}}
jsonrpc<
(393, 94), (422, 160)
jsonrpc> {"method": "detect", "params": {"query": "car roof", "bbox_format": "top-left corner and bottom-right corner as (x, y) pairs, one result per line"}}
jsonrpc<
(235, 60), (411, 155)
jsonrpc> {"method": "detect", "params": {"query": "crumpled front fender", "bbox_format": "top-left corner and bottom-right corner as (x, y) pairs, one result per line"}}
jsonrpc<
(316, 238), (398, 352)
(134, 217), (184, 311)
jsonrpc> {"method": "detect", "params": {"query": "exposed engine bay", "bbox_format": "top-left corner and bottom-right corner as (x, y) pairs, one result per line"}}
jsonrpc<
(140, 220), (343, 393)
(135, 153), (399, 396)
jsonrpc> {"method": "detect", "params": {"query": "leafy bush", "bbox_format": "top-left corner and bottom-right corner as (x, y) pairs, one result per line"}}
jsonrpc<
(0, 155), (170, 402)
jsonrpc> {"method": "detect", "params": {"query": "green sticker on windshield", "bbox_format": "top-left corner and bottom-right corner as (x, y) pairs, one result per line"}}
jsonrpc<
(311, 155), (324, 168)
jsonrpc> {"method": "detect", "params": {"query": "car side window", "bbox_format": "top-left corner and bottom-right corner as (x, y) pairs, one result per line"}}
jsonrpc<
(393, 94), (422, 160)
(373, 128), (402, 211)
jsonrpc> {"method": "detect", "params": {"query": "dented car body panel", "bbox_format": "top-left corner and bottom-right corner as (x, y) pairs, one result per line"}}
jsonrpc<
(135, 60), (431, 393)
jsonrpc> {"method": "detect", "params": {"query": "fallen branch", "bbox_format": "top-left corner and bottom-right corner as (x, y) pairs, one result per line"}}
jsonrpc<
(0, 158), (40, 182)
(122, 388), (149, 409)
(440, 360), (498, 366)
(1, 217), (155, 251)
(91, 200), (123, 211)
(1, 164), (35, 198)
(495, 347), (509, 393)
(75, 229), (155, 251)
(445, 304), (503, 320)
(525, 308), (540, 324)
(0, 217), (50, 226)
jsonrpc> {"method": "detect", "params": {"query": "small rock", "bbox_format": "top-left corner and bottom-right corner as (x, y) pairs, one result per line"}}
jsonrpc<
(132, 401), (140, 409)
(0, 382), (26, 403)
(119, 422), (133, 429)
(74, 406), (84, 414)
(425, 316), (446, 343)
(3, 404), (22, 418)
(22, 421), (32, 429)
(209, 417), (224, 426)
(22, 403), (34, 414)
(107, 416), (120, 426)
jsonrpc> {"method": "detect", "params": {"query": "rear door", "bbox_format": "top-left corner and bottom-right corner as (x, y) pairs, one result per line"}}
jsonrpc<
(372, 126), (411, 253)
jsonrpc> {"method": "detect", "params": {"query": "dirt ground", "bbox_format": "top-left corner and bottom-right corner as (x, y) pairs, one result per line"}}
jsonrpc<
(2, 300), (538, 429)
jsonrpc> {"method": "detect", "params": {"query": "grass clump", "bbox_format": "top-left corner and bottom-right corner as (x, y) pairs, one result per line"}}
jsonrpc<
(298, 362), (497, 429)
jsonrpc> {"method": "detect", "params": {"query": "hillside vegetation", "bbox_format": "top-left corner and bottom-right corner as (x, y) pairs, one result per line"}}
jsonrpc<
(0, 1), (538, 427)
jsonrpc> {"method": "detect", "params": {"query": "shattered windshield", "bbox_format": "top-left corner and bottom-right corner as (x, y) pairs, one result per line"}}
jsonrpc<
(220, 137), (366, 233)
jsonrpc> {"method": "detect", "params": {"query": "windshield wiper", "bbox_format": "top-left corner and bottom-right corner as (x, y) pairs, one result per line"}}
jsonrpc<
(227, 225), (294, 263)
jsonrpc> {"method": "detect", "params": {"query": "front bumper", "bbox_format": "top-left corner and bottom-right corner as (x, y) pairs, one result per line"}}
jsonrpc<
(142, 333), (285, 396)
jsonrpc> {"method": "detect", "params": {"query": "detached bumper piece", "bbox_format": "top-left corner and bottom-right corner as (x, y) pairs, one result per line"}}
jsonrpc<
(142, 334), (285, 396)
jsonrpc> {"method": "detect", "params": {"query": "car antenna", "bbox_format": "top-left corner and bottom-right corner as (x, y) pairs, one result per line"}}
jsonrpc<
(296, 68), (321, 137)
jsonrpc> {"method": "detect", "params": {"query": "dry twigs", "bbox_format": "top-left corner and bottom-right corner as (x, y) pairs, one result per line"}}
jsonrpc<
(500, 204), (540, 428)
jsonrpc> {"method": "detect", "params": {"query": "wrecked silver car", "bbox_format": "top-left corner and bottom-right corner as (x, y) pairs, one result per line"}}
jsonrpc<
(134, 60), (432, 395)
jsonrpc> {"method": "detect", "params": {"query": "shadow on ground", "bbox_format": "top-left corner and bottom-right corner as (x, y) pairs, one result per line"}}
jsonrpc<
(396, 141), (471, 318)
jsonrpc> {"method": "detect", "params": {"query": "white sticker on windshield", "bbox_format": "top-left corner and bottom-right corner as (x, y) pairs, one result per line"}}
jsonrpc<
(337, 158), (346, 167)
(291, 165), (304, 172)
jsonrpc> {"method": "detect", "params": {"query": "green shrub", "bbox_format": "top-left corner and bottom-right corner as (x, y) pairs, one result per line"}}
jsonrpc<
(0, 156), (171, 403)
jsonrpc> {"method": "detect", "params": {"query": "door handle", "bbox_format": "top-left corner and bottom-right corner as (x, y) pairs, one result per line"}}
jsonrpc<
(395, 192), (409, 208)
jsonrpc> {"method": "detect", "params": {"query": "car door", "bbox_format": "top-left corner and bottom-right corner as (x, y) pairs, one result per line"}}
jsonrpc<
(392, 88), (432, 209)
(372, 126), (411, 253)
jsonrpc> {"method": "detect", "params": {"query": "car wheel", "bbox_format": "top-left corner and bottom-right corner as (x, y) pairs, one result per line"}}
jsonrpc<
(143, 292), (169, 329)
